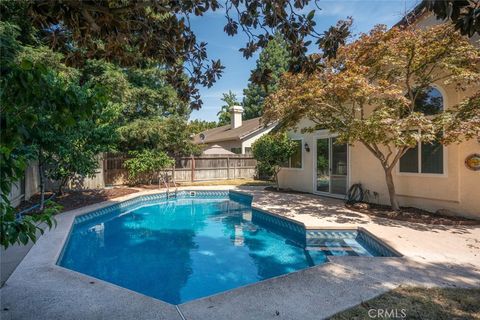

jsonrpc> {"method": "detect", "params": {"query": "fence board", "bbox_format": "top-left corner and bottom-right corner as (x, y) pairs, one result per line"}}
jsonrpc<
(103, 153), (257, 185)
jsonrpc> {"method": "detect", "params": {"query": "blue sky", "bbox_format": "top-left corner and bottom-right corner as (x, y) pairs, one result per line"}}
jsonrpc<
(189, 0), (420, 122)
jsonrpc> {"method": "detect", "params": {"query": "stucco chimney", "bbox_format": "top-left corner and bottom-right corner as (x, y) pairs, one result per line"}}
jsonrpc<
(230, 105), (243, 129)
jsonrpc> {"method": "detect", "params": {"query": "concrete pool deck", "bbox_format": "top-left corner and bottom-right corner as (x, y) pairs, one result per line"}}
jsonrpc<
(1, 186), (479, 320)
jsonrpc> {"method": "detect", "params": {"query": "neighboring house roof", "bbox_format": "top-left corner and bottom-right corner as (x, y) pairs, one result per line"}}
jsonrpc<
(202, 144), (235, 155)
(193, 117), (272, 144)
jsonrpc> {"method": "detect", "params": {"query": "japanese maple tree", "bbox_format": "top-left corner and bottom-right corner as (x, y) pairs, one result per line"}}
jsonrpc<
(264, 23), (480, 210)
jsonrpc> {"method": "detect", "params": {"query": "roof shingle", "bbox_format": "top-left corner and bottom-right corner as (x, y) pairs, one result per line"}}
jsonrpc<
(192, 117), (269, 144)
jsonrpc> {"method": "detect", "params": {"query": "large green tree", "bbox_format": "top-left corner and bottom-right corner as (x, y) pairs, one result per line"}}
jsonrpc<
(188, 119), (218, 134)
(243, 34), (291, 120)
(264, 23), (480, 210)
(3, 0), (356, 110)
(118, 117), (201, 158)
(0, 22), (100, 247)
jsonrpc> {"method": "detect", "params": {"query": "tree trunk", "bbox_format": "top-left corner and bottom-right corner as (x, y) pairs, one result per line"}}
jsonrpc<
(384, 168), (400, 211)
(57, 176), (68, 195)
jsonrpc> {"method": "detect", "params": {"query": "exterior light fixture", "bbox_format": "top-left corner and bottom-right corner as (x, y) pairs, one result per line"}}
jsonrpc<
(304, 143), (310, 152)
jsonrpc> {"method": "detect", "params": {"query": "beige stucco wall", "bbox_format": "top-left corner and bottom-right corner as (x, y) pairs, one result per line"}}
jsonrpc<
(279, 118), (479, 218)
(278, 119), (320, 193)
(241, 125), (276, 154)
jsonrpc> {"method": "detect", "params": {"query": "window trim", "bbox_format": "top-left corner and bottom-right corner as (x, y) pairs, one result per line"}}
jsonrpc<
(397, 141), (448, 178)
(281, 138), (304, 171)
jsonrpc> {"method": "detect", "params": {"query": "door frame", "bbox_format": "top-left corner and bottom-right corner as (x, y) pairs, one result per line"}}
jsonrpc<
(312, 132), (350, 199)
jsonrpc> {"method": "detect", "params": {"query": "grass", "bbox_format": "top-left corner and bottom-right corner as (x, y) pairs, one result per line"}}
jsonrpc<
(178, 178), (273, 187)
(330, 286), (480, 320)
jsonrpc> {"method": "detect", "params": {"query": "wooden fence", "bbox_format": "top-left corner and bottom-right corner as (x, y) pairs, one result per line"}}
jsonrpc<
(103, 153), (257, 186)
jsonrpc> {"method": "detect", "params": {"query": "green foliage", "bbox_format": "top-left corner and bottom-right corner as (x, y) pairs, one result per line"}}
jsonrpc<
(46, 113), (118, 194)
(124, 150), (174, 185)
(80, 60), (190, 124)
(0, 200), (61, 249)
(217, 91), (240, 125)
(243, 34), (291, 120)
(188, 119), (218, 135)
(0, 21), (104, 247)
(3, 0), (359, 109)
(122, 67), (191, 122)
(426, 0), (480, 37)
(118, 117), (201, 157)
(252, 133), (296, 189)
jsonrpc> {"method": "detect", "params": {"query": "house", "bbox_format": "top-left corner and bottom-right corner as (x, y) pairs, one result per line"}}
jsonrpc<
(276, 4), (480, 218)
(193, 105), (276, 155)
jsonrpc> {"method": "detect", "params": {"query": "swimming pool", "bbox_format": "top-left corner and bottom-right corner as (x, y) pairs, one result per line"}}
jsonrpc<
(58, 190), (397, 304)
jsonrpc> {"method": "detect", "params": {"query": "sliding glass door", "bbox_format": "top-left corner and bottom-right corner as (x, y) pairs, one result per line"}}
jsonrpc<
(315, 138), (348, 196)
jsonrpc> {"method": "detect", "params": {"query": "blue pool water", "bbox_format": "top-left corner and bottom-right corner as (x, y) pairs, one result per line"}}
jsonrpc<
(59, 191), (395, 304)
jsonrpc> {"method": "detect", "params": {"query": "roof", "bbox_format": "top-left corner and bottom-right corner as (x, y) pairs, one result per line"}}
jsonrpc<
(193, 117), (272, 144)
(202, 144), (235, 155)
(394, 1), (428, 28)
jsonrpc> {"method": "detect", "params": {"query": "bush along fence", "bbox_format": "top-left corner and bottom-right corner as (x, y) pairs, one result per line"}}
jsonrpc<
(103, 153), (257, 186)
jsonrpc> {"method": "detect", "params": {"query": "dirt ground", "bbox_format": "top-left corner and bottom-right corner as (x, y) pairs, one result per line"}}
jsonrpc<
(346, 203), (479, 226)
(16, 188), (139, 213)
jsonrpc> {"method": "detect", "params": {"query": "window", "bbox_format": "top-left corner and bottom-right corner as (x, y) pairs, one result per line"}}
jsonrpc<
(413, 86), (443, 115)
(283, 140), (302, 169)
(231, 147), (242, 154)
(400, 87), (445, 174)
(399, 140), (444, 174)
(244, 147), (252, 155)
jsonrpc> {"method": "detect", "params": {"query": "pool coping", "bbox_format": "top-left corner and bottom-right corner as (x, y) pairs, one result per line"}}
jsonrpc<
(1, 186), (476, 320)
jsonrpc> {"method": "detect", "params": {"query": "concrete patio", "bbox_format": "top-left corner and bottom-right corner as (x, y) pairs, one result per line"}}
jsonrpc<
(1, 186), (479, 320)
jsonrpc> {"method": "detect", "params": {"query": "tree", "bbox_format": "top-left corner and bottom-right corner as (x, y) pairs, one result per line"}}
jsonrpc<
(264, 23), (480, 210)
(217, 91), (240, 125)
(243, 34), (291, 120)
(252, 133), (297, 190)
(2, 0), (355, 110)
(46, 109), (118, 195)
(124, 150), (175, 185)
(188, 119), (218, 135)
(0, 22), (90, 247)
(425, 0), (480, 37)
(118, 117), (201, 158)
(5, 2), (478, 110)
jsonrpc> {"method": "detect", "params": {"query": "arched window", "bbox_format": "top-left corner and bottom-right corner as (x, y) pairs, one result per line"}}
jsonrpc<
(413, 86), (444, 115)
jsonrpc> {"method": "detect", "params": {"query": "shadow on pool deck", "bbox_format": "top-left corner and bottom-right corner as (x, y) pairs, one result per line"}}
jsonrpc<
(239, 187), (479, 234)
(177, 257), (480, 320)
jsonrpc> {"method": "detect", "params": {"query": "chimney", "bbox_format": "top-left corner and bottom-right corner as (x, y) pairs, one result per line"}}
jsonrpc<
(230, 105), (243, 129)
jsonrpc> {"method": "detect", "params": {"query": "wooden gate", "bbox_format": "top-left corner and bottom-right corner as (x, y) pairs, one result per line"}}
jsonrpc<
(103, 153), (127, 186)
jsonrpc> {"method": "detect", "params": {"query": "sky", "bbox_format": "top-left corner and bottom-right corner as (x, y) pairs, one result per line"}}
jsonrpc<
(189, 0), (420, 122)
